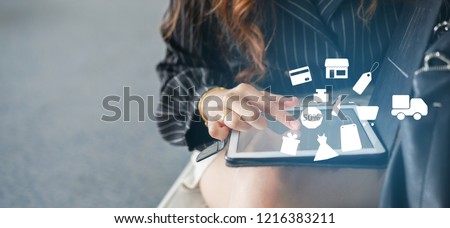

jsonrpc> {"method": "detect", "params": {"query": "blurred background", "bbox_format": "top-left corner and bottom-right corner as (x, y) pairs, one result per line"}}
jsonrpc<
(0, 0), (190, 207)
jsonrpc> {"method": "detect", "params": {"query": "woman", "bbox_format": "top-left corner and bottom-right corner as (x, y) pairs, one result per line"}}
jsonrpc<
(156, 0), (449, 207)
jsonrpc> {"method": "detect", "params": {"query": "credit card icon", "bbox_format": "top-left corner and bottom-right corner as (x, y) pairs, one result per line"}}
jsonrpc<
(288, 66), (312, 86)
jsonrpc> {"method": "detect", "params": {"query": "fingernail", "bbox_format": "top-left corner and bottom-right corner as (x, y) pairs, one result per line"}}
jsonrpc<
(281, 96), (295, 102)
(289, 121), (300, 129)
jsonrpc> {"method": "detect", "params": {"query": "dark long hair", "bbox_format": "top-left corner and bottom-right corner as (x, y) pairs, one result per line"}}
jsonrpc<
(161, 0), (378, 83)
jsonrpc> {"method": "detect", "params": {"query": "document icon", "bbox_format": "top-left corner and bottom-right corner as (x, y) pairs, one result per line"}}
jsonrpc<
(340, 124), (362, 152)
(288, 66), (312, 86)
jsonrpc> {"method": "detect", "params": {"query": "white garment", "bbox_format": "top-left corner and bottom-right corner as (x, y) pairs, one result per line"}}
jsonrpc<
(314, 134), (339, 161)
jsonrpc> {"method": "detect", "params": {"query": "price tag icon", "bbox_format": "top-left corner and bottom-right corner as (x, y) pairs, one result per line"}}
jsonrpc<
(353, 62), (379, 95)
(353, 72), (372, 95)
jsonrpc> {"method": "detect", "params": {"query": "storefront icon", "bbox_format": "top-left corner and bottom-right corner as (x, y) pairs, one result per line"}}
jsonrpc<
(325, 58), (349, 79)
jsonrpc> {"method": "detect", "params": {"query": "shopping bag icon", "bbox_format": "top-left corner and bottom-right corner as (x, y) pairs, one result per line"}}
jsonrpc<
(340, 124), (362, 152)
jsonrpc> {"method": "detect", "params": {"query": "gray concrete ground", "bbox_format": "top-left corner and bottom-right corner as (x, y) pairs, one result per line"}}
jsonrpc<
(0, 0), (190, 207)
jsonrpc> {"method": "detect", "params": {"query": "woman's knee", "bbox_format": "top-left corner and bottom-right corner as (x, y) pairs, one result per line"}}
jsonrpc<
(226, 167), (302, 207)
(201, 160), (290, 207)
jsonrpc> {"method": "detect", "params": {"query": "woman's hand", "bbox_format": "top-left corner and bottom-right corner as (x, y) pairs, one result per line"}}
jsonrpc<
(200, 83), (300, 140)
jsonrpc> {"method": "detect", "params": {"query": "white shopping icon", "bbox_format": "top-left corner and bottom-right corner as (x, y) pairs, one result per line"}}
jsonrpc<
(280, 132), (300, 156)
(325, 58), (349, 79)
(314, 134), (339, 161)
(356, 106), (379, 121)
(391, 95), (428, 120)
(353, 62), (379, 95)
(288, 66), (312, 86)
(313, 89), (329, 103)
(340, 123), (362, 152)
(300, 107), (323, 129)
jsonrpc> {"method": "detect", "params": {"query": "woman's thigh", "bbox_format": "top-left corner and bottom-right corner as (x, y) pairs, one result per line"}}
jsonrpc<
(199, 150), (385, 207)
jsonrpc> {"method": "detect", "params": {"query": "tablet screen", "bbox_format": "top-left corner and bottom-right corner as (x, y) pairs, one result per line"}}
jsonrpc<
(234, 106), (378, 157)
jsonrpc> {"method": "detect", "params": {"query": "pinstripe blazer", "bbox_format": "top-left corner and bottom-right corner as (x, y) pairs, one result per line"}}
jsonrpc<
(156, 0), (449, 150)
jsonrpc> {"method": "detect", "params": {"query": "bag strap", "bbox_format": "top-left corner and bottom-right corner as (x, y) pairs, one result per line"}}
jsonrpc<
(369, 0), (444, 153)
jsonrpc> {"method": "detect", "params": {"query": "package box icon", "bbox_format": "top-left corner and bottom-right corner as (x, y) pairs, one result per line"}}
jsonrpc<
(280, 133), (300, 156)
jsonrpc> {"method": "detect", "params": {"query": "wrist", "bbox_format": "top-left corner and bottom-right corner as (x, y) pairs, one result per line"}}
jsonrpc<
(198, 87), (225, 125)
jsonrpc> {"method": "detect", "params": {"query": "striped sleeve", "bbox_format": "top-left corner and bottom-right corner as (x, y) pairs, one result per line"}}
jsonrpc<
(156, 1), (232, 150)
(156, 49), (216, 149)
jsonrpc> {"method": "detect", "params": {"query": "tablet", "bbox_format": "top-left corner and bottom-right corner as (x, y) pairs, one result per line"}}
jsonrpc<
(225, 105), (387, 168)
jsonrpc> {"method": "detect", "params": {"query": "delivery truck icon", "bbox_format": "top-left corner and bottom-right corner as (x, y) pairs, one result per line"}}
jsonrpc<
(391, 95), (428, 120)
